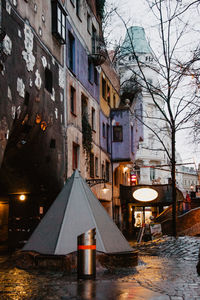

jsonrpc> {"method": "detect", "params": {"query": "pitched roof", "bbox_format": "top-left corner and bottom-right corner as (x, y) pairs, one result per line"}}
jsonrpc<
(121, 26), (152, 55)
(23, 170), (133, 255)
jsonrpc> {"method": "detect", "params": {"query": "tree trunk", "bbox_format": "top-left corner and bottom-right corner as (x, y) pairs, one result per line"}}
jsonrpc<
(171, 125), (177, 237)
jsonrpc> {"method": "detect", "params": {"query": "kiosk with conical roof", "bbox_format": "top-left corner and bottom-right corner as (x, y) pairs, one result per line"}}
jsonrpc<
(23, 170), (133, 255)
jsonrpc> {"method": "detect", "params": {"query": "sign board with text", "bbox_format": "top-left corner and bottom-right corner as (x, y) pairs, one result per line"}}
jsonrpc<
(150, 223), (162, 239)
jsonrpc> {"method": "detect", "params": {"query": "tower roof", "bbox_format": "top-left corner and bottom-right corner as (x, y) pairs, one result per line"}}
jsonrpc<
(23, 170), (132, 255)
(121, 26), (152, 55)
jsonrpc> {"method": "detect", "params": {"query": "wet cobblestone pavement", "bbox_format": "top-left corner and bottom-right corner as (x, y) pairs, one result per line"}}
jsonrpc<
(0, 236), (200, 299)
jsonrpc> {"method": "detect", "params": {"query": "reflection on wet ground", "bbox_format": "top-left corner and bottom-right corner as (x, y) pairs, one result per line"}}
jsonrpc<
(0, 236), (200, 299)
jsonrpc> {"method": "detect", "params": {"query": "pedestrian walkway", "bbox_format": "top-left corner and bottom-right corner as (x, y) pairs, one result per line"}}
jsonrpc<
(0, 236), (199, 299)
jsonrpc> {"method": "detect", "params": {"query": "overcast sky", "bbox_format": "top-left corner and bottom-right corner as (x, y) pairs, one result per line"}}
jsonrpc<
(105, 0), (200, 168)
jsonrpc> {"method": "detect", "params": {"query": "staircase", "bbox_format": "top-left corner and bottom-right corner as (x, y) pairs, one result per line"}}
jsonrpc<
(156, 202), (200, 236)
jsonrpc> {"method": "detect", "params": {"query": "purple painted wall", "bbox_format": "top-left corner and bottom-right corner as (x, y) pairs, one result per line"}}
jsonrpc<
(66, 22), (99, 102)
(111, 106), (143, 162)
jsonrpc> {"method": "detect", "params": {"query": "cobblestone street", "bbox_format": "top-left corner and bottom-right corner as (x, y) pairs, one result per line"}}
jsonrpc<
(0, 236), (200, 299)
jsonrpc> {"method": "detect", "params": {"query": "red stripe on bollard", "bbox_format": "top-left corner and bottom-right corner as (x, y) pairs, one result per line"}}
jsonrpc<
(78, 245), (96, 250)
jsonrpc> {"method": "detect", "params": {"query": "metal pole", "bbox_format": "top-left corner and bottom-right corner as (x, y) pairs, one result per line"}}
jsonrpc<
(77, 228), (96, 279)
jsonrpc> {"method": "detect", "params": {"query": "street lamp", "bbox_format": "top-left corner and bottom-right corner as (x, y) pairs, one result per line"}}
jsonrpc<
(19, 194), (26, 201)
(102, 182), (109, 193)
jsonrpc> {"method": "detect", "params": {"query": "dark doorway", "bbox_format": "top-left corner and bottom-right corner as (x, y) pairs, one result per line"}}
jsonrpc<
(0, 200), (9, 251)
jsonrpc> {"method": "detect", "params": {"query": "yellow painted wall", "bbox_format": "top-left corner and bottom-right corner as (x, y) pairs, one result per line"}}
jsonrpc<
(100, 72), (120, 117)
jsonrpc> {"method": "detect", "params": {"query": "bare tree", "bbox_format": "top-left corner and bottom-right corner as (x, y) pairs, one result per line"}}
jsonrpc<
(109, 0), (200, 236)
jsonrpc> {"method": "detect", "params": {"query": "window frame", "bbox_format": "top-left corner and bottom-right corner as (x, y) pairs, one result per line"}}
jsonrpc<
(90, 152), (94, 178)
(150, 167), (155, 181)
(92, 25), (97, 53)
(88, 58), (93, 83)
(91, 107), (95, 131)
(113, 94), (116, 108)
(72, 142), (79, 170)
(51, 0), (67, 44)
(102, 122), (106, 138)
(68, 31), (75, 73)
(70, 85), (76, 115)
(106, 161), (110, 182)
(107, 85), (110, 104)
(76, 0), (81, 20)
(113, 125), (123, 142)
(131, 125), (134, 153)
(95, 157), (99, 177)
(106, 123), (110, 153)
(102, 77), (106, 99)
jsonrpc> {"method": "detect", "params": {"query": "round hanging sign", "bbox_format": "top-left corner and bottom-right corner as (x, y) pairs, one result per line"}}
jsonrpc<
(133, 188), (158, 202)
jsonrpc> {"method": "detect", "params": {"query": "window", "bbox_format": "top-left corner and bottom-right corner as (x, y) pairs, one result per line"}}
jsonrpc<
(106, 161), (110, 182)
(76, 0), (81, 18)
(107, 124), (110, 153)
(88, 58), (93, 83)
(70, 86), (76, 114)
(95, 157), (98, 177)
(113, 94), (116, 108)
(102, 77), (106, 99)
(81, 94), (88, 117)
(87, 13), (91, 34)
(90, 153), (94, 178)
(68, 31), (75, 72)
(91, 108), (95, 131)
(102, 123), (105, 138)
(102, 164), (105, 179)
(113, 126), (123, 142)
(131, 126), (134, 152)
(107, 85), (110, 104)
(92, 25), (96, 53)
(45, 68), (53, 93)
(73, 143), (79, 170)
(51, 0), (66, 44)
(150, 167), (155, 181)
(140, 103), (143, 119)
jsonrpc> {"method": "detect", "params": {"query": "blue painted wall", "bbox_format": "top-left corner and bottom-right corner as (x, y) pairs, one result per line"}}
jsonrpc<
(100, 111), (111, 154)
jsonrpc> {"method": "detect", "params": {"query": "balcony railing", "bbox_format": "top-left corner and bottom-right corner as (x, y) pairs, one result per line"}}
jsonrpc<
(89, 36), (107, 66)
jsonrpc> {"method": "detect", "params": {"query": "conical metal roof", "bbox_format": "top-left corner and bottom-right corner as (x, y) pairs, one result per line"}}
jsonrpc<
(121, 26), (152, 55)
(23, 170), (133, 255)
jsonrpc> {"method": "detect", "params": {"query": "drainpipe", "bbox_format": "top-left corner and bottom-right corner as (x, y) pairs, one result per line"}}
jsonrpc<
(63, 41), (68, 182)
(61, 8), (68, 183)
(110, 112), (114, 220)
